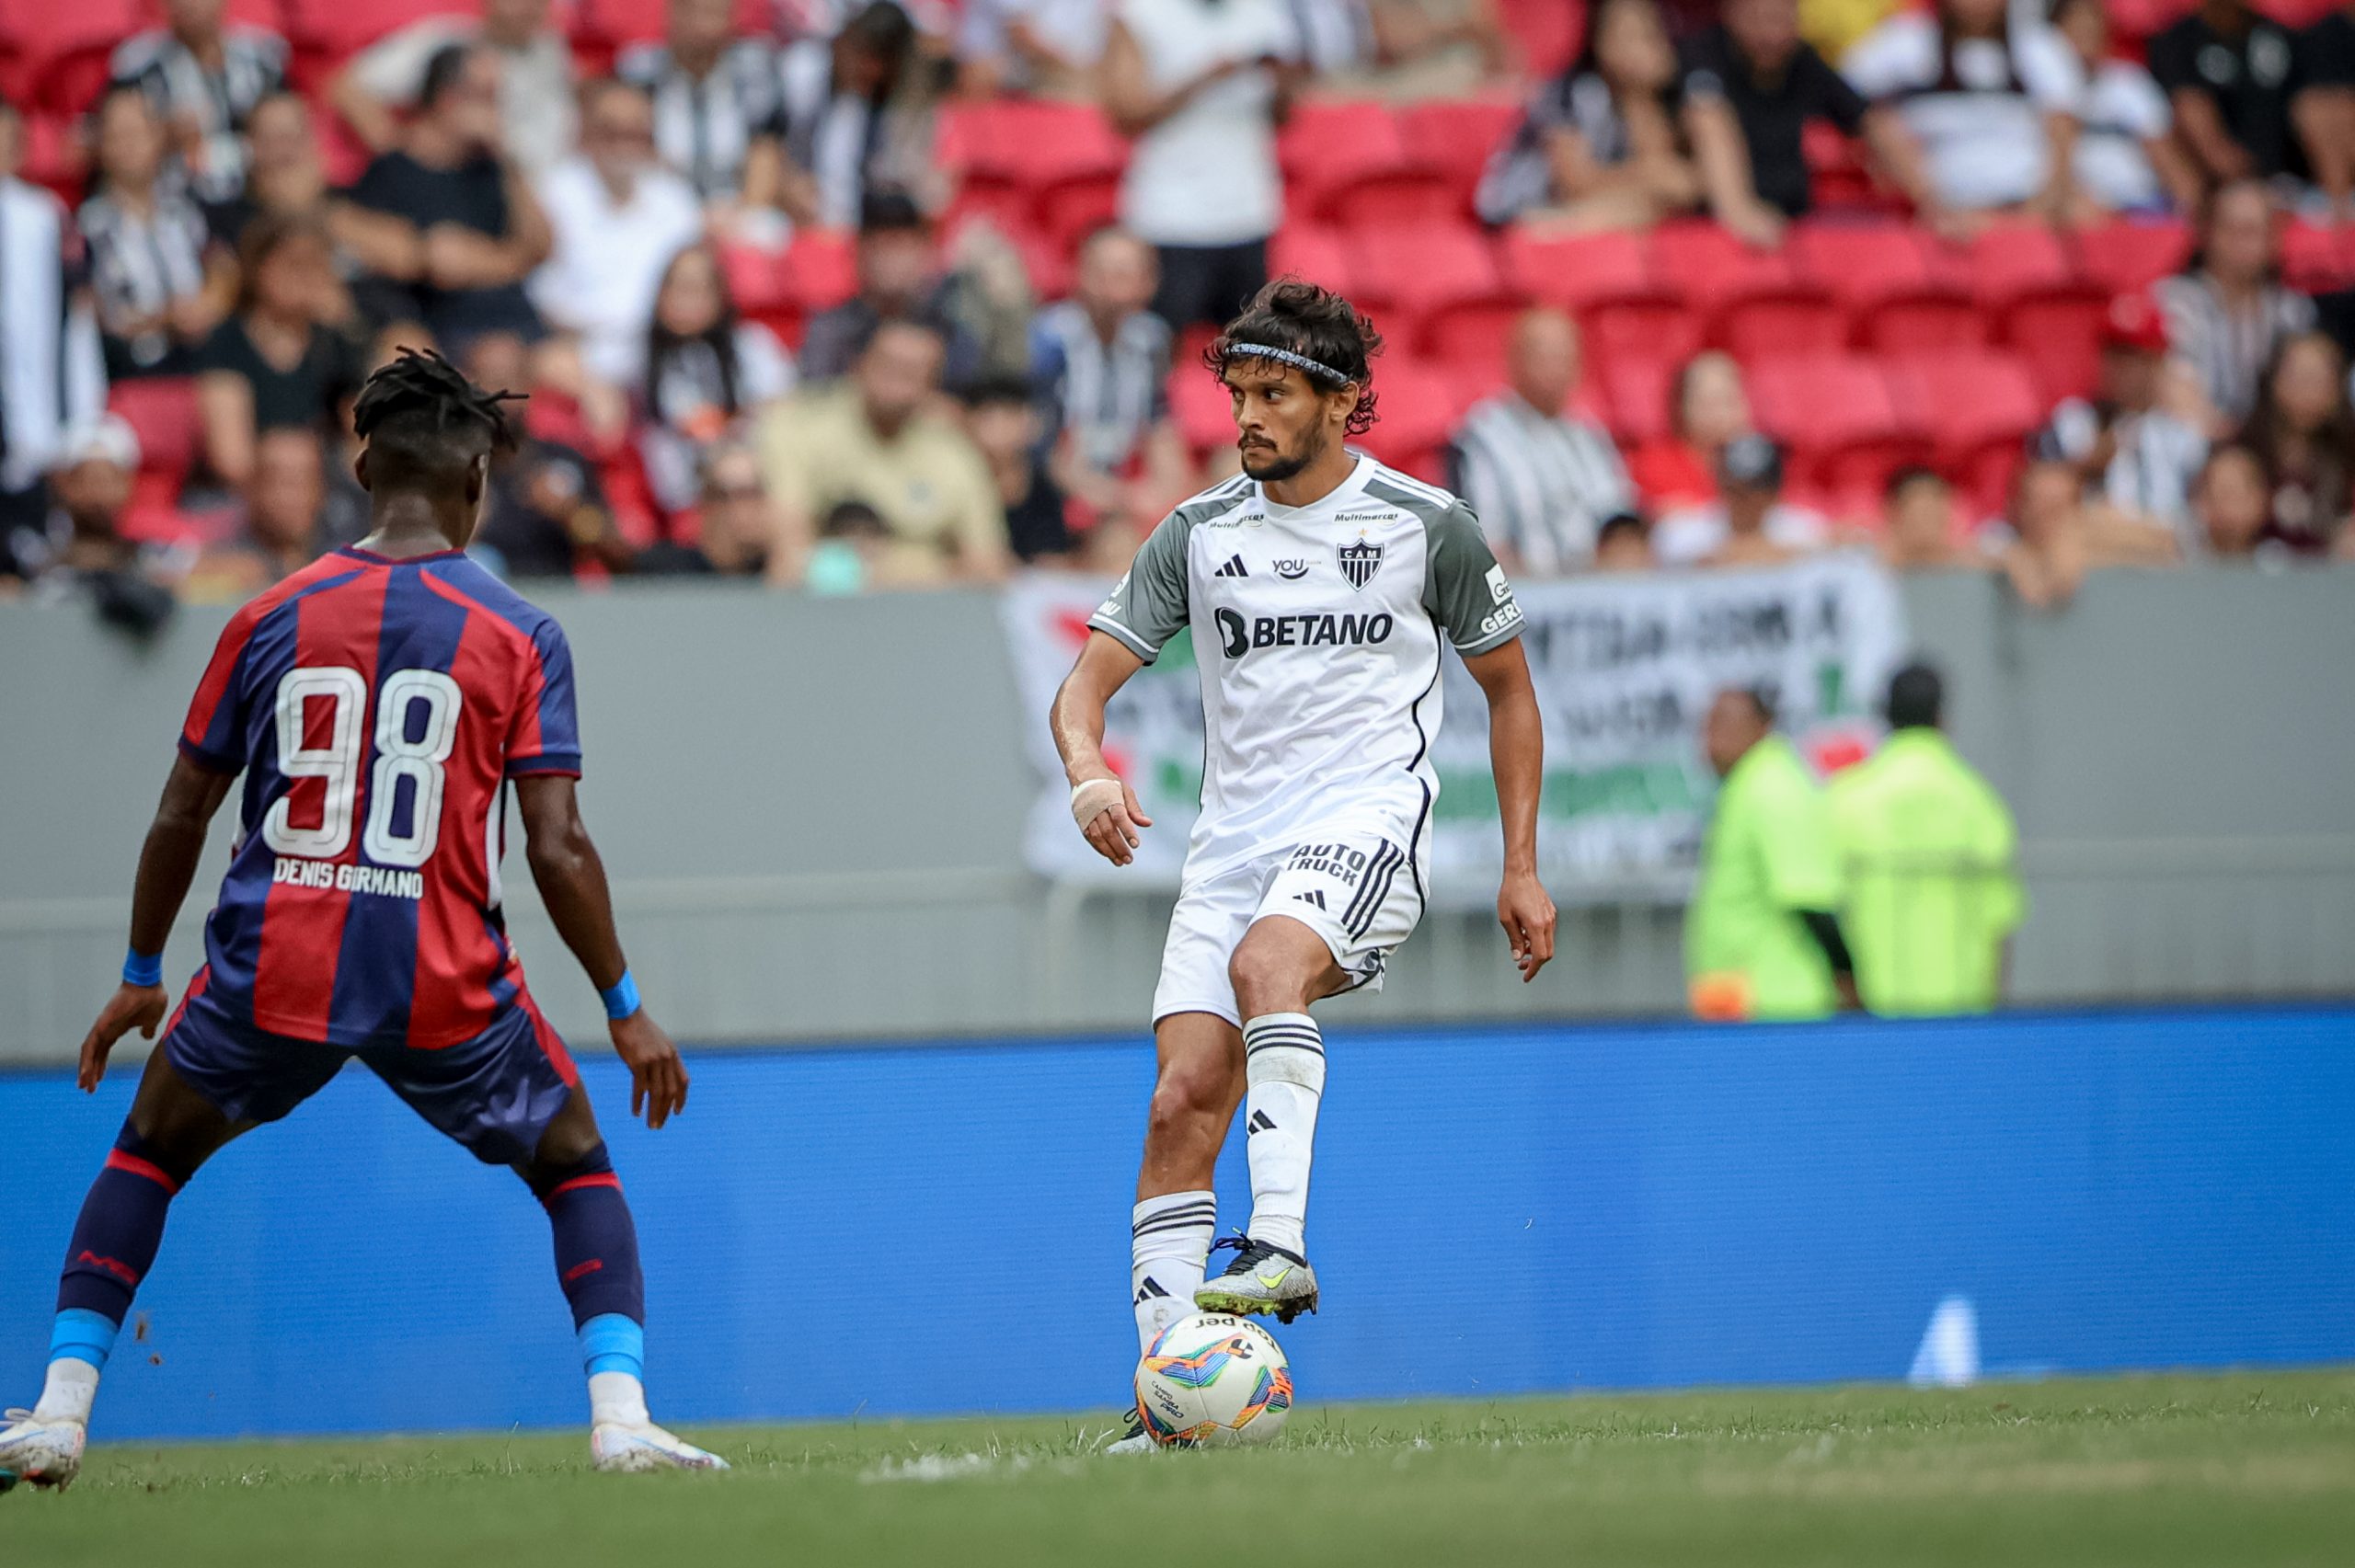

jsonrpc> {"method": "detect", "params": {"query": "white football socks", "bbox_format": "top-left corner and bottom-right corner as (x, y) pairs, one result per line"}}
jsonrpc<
(1241, 1013), (1326, 1257)
(589, 1371), (650, 1429)
(1131, 1189), (1215, 1354)
(33, 1346), (100, 1422)
(33, 1357), (99, 1425)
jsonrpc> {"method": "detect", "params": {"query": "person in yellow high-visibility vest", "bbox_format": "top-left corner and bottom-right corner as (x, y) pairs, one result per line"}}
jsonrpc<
(1831, 662), (2025, 1014)
(1685, 687), (1861, 1021)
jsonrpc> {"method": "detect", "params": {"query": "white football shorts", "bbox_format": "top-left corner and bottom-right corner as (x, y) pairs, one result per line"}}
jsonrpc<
(1150, 825), (1427, 1027)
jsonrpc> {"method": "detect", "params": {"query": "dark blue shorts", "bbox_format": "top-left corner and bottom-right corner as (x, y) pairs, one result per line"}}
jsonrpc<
(164, 991), (580, 1167)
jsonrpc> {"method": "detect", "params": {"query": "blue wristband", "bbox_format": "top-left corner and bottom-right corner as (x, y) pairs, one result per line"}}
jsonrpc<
(123, 948), (163, 989)
(600, 970), (641, 1021)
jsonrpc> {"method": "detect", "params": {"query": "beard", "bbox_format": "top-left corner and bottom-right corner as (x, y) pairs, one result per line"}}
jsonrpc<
(1239, 432), (1318, 483)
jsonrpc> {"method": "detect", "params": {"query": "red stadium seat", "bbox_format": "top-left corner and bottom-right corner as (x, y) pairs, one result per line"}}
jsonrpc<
(1966, 222), (2104, 396)
(1353, 361), (1456, 483)
(1349, 223), (1517, 355)
(283, 0), (448, 60)
(1599, 357), (1676, 445)
(1965, 221), (2085, 309)
(1033, 171), (1121, 257)
(1652, 222), (1843, 359)
(17, 114), (85, 206)
(1583, 297), (1706, 377)
(1997, 288), (2106, 406)
(6, 0), (144, 117)
(999, 101), (1130, 187)
(1269, 226), (1354, 292)
(778, 230), (858, 312)
(1890, 350), (2042, 508)
(1166, 364), (1235, 460)
(1500, 232), (1697, 372)
(109, 377), (203, 481)
(1177, 322), (1220, 376)
(225, 0), (290, 31)
(2075, 219), (2194, 295)
(2280, 220), (2353, 294)
(1395, 97), (1522, 217)
(1790, 223), (1982, 353)
(1747, 355), (1923, 497)
(718, 243), (787, 311)
(1420, 301), (1530, 384)
(1502, 229), (1660, 311)
(1013, 233), (1074, 303)
(1497, 0), (1585, 75)
(575, 0), (767, 50)
(1279, 101), (1446, 225)
(2105, 0), (2190, 52)
(1802, 122), (1885, 213)
(1443, 361), (1508, 415)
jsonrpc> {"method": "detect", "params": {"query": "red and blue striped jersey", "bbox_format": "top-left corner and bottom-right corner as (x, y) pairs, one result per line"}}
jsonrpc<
(177, 545), (582, 1048)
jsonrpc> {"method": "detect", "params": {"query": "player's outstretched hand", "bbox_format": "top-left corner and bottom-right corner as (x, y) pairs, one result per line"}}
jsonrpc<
(78, 982), (167, 1093)
(1498, 869), (1557, 984)
(611, 1011), (689, 1129)
(1073, 776), (1153, 867)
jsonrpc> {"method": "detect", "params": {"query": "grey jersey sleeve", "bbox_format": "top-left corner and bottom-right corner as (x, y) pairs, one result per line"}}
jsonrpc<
(1424, 501), (1525, 655)
(1087, 509), (1192, 661)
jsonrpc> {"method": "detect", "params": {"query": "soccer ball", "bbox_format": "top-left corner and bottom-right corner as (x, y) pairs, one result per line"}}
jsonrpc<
(1133, 1312), (1293, 1448)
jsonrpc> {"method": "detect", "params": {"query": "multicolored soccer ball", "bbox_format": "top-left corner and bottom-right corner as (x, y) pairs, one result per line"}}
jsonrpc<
(1134, 1312), (1293, 1448)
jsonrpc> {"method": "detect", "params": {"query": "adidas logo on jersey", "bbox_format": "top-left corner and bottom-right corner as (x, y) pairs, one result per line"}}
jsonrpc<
(1292, 889), (1326, 910)
(1214, 555), (1248, 578)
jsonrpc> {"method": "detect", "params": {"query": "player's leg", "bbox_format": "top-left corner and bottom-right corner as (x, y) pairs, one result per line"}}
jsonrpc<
(2, 1021), (284, 1490)
(1105, 872), (1255, 1452)
(1197, 830), (1421, 1322)
(1191, 915), (1348, 1323)
(361, 1001), (723, 1472)
(1131, 1010), (1245, 1352)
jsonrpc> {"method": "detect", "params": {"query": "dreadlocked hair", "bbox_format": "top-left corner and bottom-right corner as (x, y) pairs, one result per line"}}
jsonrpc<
(353, 347), (526, 450)
(1203, 278), (1384, 436)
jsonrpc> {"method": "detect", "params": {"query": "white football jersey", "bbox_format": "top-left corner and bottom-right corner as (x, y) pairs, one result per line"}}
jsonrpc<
(1089, 454), (1525, 884)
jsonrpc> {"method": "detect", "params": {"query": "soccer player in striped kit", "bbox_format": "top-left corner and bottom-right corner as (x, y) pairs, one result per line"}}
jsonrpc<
(0, 351), (723, 1489)
(1051, 282), (1557, 1450)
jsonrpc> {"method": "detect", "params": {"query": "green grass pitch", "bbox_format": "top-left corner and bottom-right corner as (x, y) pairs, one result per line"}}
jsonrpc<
(6, 1370), (2351, 1567)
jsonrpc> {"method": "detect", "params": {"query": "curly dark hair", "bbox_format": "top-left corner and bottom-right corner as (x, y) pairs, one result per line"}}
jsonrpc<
(1202, 279), (1384, 436)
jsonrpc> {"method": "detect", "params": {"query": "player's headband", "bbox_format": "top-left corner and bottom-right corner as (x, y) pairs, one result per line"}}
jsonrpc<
(1223, 342), (1354, 388)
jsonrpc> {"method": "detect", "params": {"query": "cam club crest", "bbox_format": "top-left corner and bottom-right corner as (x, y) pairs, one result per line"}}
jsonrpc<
(1337, 537), (1384, 590)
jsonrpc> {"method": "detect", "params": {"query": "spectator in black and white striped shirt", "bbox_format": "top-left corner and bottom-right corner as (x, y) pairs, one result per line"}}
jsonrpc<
(109, 0), (288, 208)
(620, 0), (793, 226)
(776, 1), (940, 229)
(2034, 289), (2209, 548)
(1446, 308), (1635, 575)
(1028, 227), (1192, 535)
(1476, 0), (1698, 229)
(2157, 179), (2318, 428)
(79, 87), (235, 381)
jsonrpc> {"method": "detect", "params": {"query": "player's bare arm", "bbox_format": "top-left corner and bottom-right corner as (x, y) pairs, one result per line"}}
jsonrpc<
(79, 757), (236, 1092)
(1462, 638), (1556, 983)
(1049, 633), (1155, 867)
(515, 774), (688, 1129)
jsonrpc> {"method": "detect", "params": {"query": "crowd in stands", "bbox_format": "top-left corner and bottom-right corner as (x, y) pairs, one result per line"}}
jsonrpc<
(0, 0), (2350, 624)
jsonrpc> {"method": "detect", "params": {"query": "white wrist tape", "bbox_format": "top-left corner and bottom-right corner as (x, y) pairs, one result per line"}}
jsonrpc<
(1070, 776), (1127, 829)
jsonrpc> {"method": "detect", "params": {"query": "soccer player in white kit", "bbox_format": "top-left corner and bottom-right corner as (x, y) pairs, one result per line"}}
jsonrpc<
(1049, 282), (1557, 1448)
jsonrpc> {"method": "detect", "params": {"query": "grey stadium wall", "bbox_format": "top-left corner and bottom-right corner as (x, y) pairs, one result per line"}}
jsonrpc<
(2, 567), (2350, 1063)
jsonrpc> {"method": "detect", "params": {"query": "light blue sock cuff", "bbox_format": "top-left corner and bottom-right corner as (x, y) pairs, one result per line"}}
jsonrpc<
(50, 1308), (121, 1371)
(579, 1312), (644, 1380)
